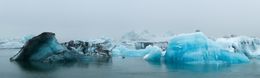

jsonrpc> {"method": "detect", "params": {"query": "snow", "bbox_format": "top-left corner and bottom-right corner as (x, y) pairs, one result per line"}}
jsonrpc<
(165, 32), (250, 64)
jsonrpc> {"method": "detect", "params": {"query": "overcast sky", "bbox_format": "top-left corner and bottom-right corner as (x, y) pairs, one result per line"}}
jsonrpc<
(0, 0), (260, 41)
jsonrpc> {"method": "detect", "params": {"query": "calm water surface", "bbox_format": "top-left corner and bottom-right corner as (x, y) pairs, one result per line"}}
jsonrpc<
(1, 49), (260, 78)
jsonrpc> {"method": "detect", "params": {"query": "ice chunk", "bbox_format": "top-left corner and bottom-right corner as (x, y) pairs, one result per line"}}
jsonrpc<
(143, 46), (162, 62)
(165, 32), (249, 64)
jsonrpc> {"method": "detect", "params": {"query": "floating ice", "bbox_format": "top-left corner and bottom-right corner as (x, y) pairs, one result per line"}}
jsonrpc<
(12, 32), (112, 63)
(112, 45), (160, 57)
(165, 32), (250, 64)
(143, 46), (162, 62)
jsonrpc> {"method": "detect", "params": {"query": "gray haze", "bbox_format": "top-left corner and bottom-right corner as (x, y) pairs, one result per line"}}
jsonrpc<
(0, 0), (260, 41)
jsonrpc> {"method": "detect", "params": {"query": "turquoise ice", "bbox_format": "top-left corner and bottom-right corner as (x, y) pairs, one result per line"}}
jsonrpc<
(165, 32), (250, 64)
(143, 46), (162, 62)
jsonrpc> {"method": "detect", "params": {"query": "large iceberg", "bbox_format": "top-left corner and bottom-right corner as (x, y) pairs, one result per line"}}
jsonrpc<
(165, 32), (249, 64)
(11, 32), (112, 63)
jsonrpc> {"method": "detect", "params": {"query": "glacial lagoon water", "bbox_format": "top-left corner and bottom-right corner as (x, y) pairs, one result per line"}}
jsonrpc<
(1, 49), (260, 78)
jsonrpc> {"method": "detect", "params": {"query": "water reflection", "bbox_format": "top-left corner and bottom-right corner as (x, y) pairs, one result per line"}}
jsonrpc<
(146, 61), (233, 72)
(13, 57), (112, 72)
(13, 56), (235, 73)
(14, 61), (65, 72)
(164, 63), (232, 72)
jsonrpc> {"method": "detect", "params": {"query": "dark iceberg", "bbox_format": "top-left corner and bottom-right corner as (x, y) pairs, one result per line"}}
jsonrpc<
(10, 32), (111, 63)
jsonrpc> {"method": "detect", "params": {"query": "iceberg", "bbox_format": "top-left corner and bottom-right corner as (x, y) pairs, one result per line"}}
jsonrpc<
(10, 32), (112, 63)
(165, 32), (250, 64)
(143, 46), (163, 62)
(10, 32), (67, 62)
(61, 37), (115, 57)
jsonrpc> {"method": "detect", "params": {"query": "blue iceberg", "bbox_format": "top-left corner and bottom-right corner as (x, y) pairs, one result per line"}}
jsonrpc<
(165, 32), (250, 64)
(143, 46), (162, 62)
